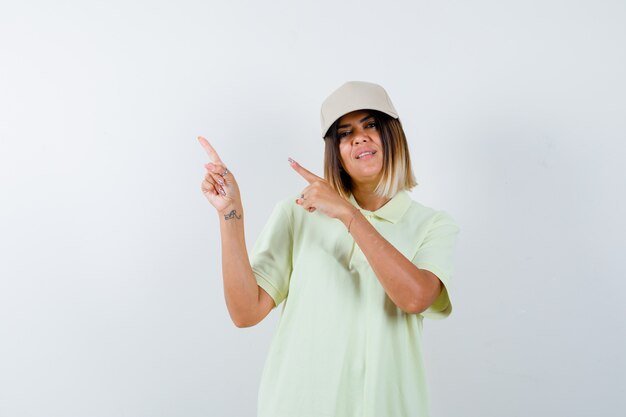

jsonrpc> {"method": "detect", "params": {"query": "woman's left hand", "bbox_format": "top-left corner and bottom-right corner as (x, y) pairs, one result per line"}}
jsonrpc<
(289, 158), (355, 220)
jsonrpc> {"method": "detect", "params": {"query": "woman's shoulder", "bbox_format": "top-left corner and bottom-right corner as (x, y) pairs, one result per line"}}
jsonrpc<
(266, 193), (306, 225)
(404, 193), (459, 227)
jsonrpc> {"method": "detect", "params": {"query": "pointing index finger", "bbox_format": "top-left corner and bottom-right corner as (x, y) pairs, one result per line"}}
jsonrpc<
(197, 136), (224, 164)
(288, 157), (322, 184)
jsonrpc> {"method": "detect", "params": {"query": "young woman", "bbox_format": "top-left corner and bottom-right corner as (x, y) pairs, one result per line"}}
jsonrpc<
(198, 81), (460, 417)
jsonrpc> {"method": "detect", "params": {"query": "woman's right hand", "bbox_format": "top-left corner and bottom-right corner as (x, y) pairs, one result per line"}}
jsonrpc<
(197, 136), (242, 214)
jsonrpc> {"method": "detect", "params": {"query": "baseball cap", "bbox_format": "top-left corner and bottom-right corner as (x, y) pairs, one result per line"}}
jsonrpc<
(320, 81), (399, 138)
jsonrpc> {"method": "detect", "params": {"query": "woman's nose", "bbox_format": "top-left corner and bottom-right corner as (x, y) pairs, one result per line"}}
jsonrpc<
(353, 135), (369, 145)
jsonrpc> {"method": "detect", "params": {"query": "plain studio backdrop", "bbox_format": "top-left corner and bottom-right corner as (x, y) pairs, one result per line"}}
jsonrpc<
(1, 1), (625, 416)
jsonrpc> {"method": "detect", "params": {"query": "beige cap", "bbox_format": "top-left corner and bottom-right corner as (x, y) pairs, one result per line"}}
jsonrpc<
(320, 81), (399, 138)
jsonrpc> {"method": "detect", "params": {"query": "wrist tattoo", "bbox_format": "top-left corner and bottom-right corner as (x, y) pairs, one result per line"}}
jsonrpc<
(223, 209), (241, 220)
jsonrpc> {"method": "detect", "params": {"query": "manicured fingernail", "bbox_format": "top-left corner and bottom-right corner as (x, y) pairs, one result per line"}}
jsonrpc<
(288, 157), (295, 164)
(220, 187), (226, 195)
(217, 178), (224, 185)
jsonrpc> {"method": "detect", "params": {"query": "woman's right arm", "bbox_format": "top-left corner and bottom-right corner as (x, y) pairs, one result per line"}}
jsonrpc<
(217, 203), (275, 327)
(198, 136), (275, 328)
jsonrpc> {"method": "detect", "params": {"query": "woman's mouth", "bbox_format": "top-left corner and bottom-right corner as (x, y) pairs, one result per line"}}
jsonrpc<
(356, 150), (376, 160)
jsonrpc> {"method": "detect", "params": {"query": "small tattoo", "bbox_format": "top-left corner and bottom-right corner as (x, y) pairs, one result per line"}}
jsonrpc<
(223, 210), (241, 220)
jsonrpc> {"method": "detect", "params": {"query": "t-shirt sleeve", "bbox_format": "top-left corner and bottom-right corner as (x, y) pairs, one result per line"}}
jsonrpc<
(249, 201), (294, 309)
(411, 210), (460, 319)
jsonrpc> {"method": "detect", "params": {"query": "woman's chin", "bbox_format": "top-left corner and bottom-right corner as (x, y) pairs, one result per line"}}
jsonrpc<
(349, 167), (383, 183)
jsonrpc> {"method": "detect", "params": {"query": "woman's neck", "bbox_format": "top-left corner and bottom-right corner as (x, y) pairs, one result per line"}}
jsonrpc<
(351, 184), (392, 212)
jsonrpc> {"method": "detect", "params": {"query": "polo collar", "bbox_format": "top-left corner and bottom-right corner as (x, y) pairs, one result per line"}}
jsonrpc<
(348, 190), (412, 223)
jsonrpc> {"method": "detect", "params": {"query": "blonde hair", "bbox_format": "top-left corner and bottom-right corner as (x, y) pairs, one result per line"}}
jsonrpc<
(323, 110), (418, 199)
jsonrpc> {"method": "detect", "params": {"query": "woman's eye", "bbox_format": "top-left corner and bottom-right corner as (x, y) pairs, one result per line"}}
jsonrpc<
(366, 122), (377, 129)
(338, 131), (350, 138)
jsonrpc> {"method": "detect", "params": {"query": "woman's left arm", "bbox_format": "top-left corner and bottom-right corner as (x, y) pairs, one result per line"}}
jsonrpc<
(339, 208), (442, 314)
(289, 159), (443, 314)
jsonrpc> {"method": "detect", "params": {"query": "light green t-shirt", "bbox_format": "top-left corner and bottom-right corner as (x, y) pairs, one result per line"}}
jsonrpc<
(250, 190), (460, 417)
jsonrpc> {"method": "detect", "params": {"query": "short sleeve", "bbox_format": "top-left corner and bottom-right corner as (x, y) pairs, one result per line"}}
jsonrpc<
(411, 211), (460, 319)
(249, 201), (294, 309)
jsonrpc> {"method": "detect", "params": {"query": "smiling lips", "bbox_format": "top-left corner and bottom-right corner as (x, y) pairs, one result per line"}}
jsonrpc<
(355, 150), (377, 160)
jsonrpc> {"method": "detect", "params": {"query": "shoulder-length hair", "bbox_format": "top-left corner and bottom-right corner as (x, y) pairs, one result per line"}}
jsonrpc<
(323, 110), (418, 199)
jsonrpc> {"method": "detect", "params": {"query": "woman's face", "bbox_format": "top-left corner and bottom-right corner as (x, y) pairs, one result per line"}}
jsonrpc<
(336, 110), (384, 186)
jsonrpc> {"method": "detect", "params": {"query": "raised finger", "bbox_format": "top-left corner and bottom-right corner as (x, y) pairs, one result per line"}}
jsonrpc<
(197, 136), (225, 164)
(288, 157), (323, 184)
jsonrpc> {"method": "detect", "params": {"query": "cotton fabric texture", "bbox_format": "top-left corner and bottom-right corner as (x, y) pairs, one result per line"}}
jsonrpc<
(250, 190), (460, 417)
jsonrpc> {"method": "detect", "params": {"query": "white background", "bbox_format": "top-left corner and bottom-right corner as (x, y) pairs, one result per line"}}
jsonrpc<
(1, 1), (625, 416)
